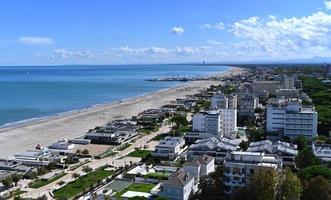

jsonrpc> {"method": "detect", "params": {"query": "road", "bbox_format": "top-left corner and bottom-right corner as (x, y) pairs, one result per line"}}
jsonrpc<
(20, 125), (170, 199)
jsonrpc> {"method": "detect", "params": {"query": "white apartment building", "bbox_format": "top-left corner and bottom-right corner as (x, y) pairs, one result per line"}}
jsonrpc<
(219, 109), (237, 138)
(284, 76), (295, 89)
(237, 92), (259, 118)
(183, 155), (215, 183)
(224, 151), (282, 194)
(192, 111), (222, 137)
(267, 101), (318, 140)
(211, 93), (237, 109)
(151, 137), (185, 160)
(159, 170), (195, 200)
(192, 109), (237, 138)
(312, 143), (331, 162)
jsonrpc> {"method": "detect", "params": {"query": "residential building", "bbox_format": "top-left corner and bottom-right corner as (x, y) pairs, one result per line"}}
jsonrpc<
(183, 155), (215, 183)
(224, 151), (282, 194)
(312, 142), (331, 162)
(187, 137), (240, 163)
(237, 92), (259, 119)
(159, 169), (195, 200)
(211, 93), (237, 109)
(219, 109), (237, 138)
(151, 137), (185, 160)
(266, 101), (318, 140)
(192, 111), (222, 137)
(284, 76), (295, 89)
(276, 89), (300, 98)
(252, 81), (280, 96)
(247, 140), (298, 166)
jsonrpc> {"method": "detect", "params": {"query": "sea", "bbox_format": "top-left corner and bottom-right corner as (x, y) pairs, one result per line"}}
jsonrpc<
(0, 64), (229, 127)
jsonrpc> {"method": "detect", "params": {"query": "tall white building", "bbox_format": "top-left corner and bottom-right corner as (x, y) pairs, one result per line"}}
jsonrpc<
(284, 76), (295, 89)
(192, 109), (237, 138)
(266, 101), (318, 140)
(237, 92), (259, 118)
(219, 109), (237, 138)
(224, 151), (281, 194)
(192, 111), (222, 137)
(211, 93), (237, 109)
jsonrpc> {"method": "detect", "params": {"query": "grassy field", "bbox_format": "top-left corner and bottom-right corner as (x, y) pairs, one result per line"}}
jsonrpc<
(127, 150), (152, 158)
(53, 167), (114, 199)
(117, 143), (132, 151)
(30, 172), (67, 188)
(143, 172), (169, 180)
(114, 183), (156, 199)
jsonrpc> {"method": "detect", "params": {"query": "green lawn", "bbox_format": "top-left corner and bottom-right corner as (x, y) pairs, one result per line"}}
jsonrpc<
(143, 172), (169, 180)
(114, 183), (156, 199)
(152, 134), (168, 141)
(128, 150), (152, 158)
(117, 143), (132, 151)
(53, 167), (114, 199)
(30, 172), (67, 188)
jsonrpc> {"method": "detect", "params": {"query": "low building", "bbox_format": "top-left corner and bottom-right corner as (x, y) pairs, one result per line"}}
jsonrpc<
(50, 138), (75, 150)
(247, 140), (298, 166)
(224, 151), (282, 194)
(276, 89), (300, 98)
(252, 81), (281, 96)
(312, 142), (331, 162)
(151, 137), (185, 160)
(158, 169), (195, 200)
(13, 148), (60, 166)
(187, 137), (240, 163)
(183, 155), (215, 183)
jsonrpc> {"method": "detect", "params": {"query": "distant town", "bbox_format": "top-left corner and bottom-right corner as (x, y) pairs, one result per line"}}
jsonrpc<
(1, 64), (331, 200)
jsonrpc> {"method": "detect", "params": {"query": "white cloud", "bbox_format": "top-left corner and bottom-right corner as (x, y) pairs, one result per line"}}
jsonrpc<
(171, 26), (184, 34)
(208, 40), (222, 45)
(325, 0), (331, 10)
(19, 37), (53, 45)
(229, 12), (331, 57)
(200, 22), (224, 30)
(52, 48), (94, 59)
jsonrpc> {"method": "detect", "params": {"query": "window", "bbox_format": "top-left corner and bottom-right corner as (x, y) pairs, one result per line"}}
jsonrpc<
(250, 169), (254, 175)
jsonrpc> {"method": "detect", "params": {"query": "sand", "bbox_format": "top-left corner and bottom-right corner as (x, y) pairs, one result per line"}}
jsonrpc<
(0, 67), (244, 158)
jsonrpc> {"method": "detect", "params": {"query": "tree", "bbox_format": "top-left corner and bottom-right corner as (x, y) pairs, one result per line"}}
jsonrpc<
(82, 165), (93, 174)
(298, 165), (331, 180)
(72, 173), (80, 179)
(246, 169), (277, 200)
(254, 108), (263, 114)
(295, 135), (307, 151)
(301, 176), (331, 200)
(169, 114), (188, 130)
(1, 176), (13, 188)
(277, 168), (302, 200)
(239, 140), (250, 151)
(191, 166), (225, 200)
(11, 173), (23, 186)
(76, 149), (81, 155)
(295, 148), (319, 169)
(82, 149), (89, 155)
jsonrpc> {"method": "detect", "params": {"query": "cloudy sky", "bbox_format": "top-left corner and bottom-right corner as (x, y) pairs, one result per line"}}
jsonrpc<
(1, 0), (331, 65)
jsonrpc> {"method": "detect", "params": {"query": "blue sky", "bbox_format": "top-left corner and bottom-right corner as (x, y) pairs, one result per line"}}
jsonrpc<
(0, 0), (331, 65)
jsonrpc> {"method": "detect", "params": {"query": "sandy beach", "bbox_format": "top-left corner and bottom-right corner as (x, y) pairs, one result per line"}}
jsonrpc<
(0, 67), (244, 158)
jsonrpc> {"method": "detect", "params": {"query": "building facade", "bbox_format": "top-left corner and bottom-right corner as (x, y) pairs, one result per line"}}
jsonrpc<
(266, 101), (318, 140)
(224, 151), (282, 194)
(192, 111), (222, 137)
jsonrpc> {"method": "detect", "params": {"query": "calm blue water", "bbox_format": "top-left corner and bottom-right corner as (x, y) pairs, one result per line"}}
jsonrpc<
(0, 64), (229, 126)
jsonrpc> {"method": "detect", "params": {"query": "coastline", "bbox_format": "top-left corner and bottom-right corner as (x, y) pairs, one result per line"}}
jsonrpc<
(0, 66), (244, 158)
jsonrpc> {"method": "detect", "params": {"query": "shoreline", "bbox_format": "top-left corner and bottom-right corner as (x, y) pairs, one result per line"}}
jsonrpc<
(0, 66), (244, 158)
